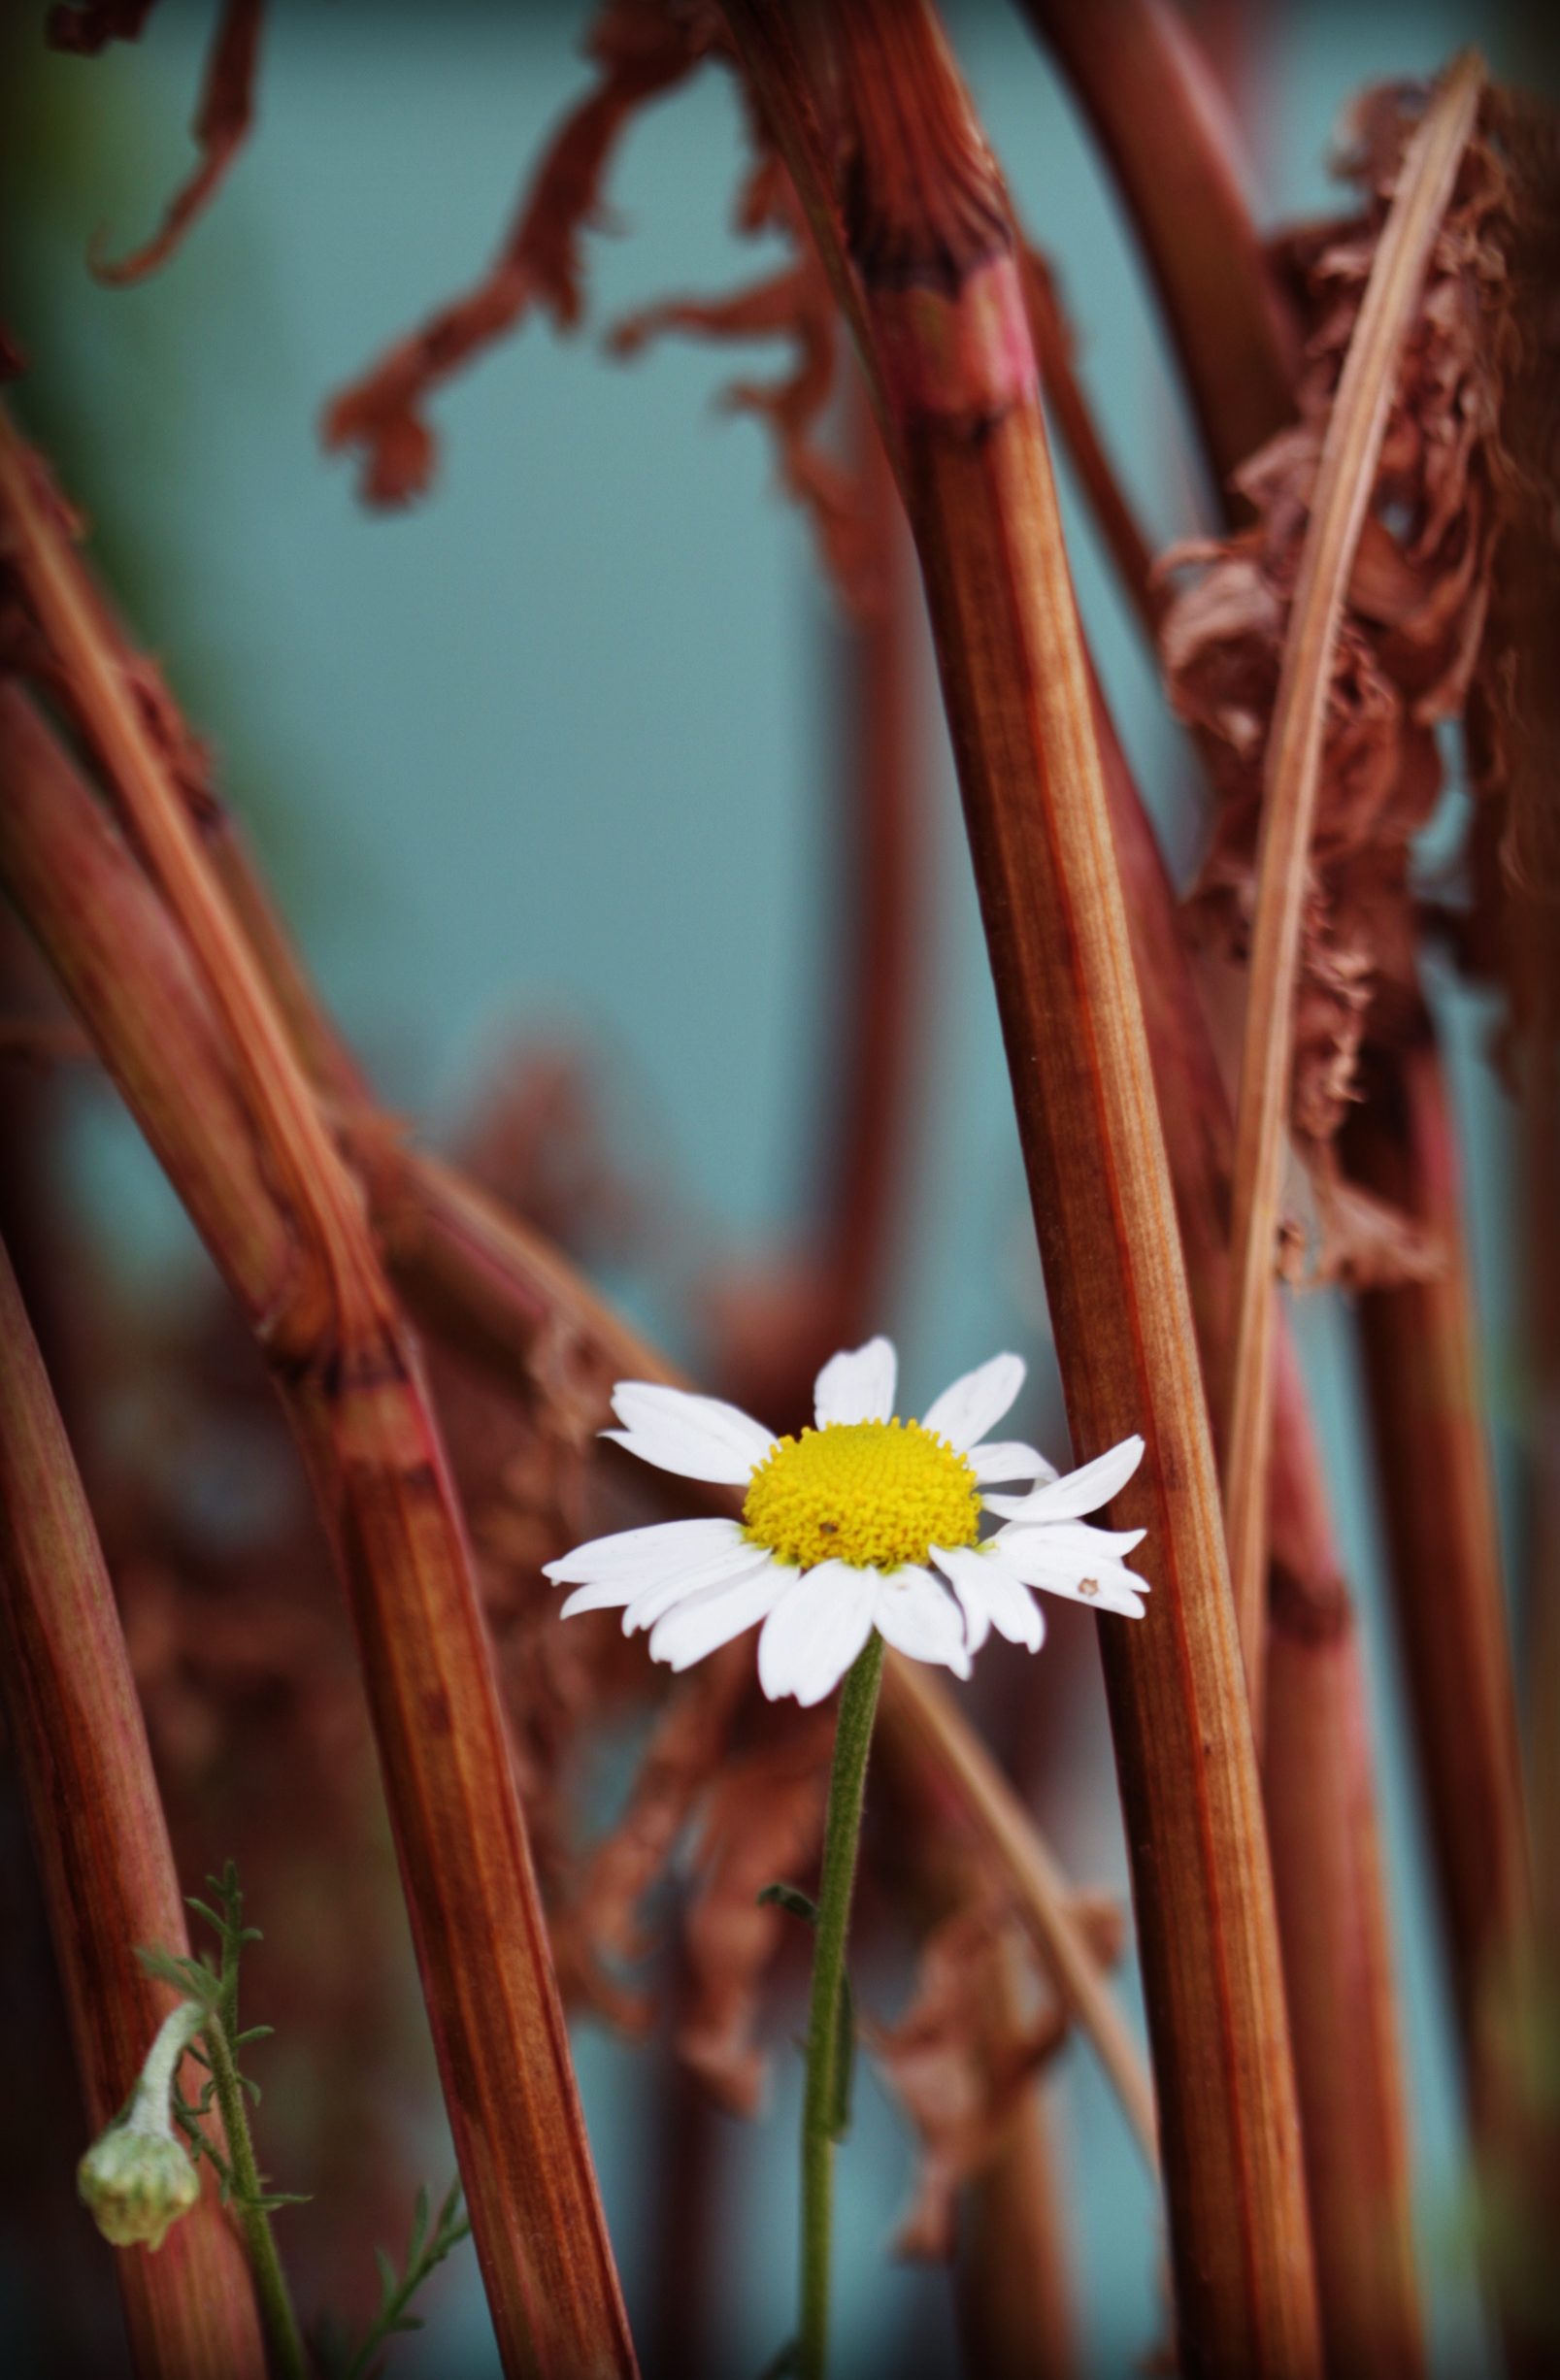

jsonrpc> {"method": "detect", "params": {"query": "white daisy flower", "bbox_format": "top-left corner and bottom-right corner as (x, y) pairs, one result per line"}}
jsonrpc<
(544, 1337), (1149, 1706)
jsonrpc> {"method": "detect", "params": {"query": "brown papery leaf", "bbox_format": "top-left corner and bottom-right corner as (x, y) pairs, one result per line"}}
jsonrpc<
(872, 1896), (1123, 2264)
(88, 0), (264, 285)
(677, 1702), (835, 2115)
(606, 145), (876, 611)
(1171, 54), (1488, 1698)
(872, 1905), (1066, 2264)
(323, 0), (722, 507)
(46, 0), (157, 52)
(1164, 64), (1510, 1296)
(552, 1642), (750, 2033)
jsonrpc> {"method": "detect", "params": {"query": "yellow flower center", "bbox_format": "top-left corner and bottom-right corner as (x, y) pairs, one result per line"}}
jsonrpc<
(742, 1418), (981, 1572)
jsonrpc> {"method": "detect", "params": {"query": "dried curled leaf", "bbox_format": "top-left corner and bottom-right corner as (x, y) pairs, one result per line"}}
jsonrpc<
(1160, 82), (1518, 1282)
(869, 1896), (1121, 2263)
(677, 1705), (836, 2115)
(87, 0), (264, 286)
(46, 0), (157, 52)
(551, 1644), (749, 2033)
(606, 148), (876, 611)
(322, 0), (722, 507)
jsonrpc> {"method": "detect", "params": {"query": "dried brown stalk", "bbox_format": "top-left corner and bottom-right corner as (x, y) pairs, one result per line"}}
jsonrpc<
(1343, 1027), (1530, 2043)
(720, 2), (1320, 2363)
(0, 1229), (267, 2379)
(85, 0), (265, 286)
(1014, 0), (1300, 510)
(1093, 677), (1424, 2373)
(1263, 1339), (1423, 2380)
(1018, 245), (1161, 643)
(1220, 54), (1484, 1722)
(706, 369), (923, 1419)
(953, 2059), (1075, 2380)
(0, 446), (638, 2375)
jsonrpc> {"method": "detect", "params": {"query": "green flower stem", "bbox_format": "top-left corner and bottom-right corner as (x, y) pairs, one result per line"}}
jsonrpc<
(798, 1628), (886, 2380)
(202, 2015), (306, 2380)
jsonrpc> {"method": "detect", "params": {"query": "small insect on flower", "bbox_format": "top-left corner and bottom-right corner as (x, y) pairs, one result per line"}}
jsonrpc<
(546, 1338), (1149, 1705)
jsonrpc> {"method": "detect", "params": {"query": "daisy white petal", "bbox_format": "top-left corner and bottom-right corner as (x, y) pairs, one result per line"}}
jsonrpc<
(813, 1336), (897, 1429)
(1010, 1517), (1146, 1561)
(623, 1541), (774, 1636)
(871, 1566), (971, 1677)
(968, 1440), (1057, 1486)
(757, 1563), (878, 1706)
(605, 1382), (776, 1485)
(992, 1528), (1146, 1618)
(647, 1562), (796, 1671)
(544, 1517), (745, 1587)
(982, 1434), (1145, 1523)
(560, 1580), (641, 1619)
(933, 1543), (1046, 1653)
(920, 1352), (1025, 1453)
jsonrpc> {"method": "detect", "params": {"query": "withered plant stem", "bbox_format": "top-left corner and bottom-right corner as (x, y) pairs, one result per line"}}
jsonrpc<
(1344, 1025), (1530, 2046)
(824, 368), (921, 1339)
(1093, 676), (1424, 2376)
(1019, 248), (1162, 643)
(721, 3), (1319, 2365)
(0, 1231), (267, 2380)
(1015, 0), (1299, 505)
(0, 610), (636, 2380)
(1220, 54), (1483, 1732)
(1029, 30), (1428, 2353)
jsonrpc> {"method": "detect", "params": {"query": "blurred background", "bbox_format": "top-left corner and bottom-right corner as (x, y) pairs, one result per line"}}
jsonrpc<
(0, 3), (1553, 2373)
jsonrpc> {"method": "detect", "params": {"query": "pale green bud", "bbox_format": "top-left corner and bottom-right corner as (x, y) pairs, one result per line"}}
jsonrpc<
(78, 2000), (203, 2253)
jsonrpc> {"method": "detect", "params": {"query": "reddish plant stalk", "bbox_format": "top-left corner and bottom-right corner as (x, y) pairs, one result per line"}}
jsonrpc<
(1019, 247), (1162, 644)
(1031, 3), (1513, 2074)
(1092, 675), (1423, 2377)
(721, 3), (1320, 2364)
(1343, 1026), (1531, 2045)
(1013, 0), (1298, 515)
(712, 361), (926, 1428)
(0, 1230), (267, 2380)
(0, 679), (636, 2378)
(823, 367), (922, 1334)
(954, 2074), (1075, 2380)
(1263, 1341), (1422, 2380)
(1009, 29), (1438, 2356)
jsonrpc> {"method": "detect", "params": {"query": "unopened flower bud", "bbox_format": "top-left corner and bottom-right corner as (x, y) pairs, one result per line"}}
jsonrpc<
(78, 2000), (203, 2253)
